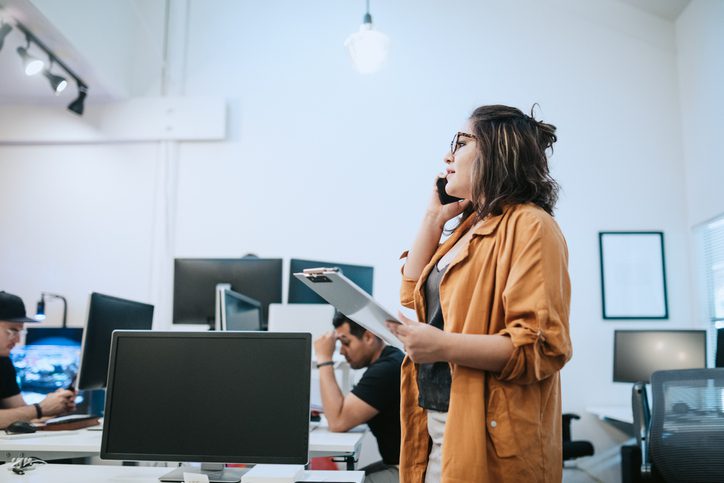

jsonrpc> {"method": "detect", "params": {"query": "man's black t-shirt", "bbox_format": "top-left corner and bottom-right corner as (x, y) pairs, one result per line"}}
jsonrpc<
(0, 357), (21, 400)
(350, 345), (404, 465)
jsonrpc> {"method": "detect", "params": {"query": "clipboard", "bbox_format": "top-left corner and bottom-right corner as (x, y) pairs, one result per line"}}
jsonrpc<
(293, 268), (403, 350)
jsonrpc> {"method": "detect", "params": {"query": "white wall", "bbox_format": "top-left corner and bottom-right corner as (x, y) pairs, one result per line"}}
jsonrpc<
(0, 0), (712, 469)
(0, 144), (158, 324)
(676, 0), (724, 227)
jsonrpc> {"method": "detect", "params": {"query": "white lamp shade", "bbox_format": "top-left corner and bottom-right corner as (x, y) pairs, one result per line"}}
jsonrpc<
(344, 23), (390, 74)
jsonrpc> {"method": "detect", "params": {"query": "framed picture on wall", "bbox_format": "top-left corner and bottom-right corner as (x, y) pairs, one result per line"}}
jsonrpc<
(599, 231), (669, 319)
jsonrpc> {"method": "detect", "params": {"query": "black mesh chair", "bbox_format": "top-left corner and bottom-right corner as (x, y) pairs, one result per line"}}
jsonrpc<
(632, 368), (724, 482)
(562, 413), (594, 463)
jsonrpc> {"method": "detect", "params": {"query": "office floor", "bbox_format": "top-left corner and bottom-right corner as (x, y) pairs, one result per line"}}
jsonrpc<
(563, 468), (603, 483)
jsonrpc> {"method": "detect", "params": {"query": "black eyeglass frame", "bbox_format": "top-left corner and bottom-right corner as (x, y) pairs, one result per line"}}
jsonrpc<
(450, 132), (477, 156)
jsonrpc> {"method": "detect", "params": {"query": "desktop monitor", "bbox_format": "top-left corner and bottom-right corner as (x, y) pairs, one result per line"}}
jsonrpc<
(10, 327), (83, 404)
(77, 293), (154, 391)
(613, 330), (707, 383)
(288, 258), (374, 304)
(220, 289), (262, 331)
(716, 328), (724, 368)
(173, 258), (282, 328)
(101, 331), (311, 481)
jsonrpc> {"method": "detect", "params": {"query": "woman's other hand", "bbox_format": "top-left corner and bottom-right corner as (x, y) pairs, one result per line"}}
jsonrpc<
(387, 311), (450, 364)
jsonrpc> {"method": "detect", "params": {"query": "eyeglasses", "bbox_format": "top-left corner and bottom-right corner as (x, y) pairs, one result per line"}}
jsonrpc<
(3, 328), (26, 339)
(450, 131), (476, 156)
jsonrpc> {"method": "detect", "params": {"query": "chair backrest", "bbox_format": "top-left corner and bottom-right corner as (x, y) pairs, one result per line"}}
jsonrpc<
(649, 368), (724, 482)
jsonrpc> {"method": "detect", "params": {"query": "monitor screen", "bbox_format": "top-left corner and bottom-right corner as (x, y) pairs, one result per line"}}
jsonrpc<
(11, 328), (83, 403)
(613, 330), (707, 383)
(222, 290), (261, 331)
(101, 331), (311, 464)
(173, 258), (282, 328)
(289, 258), (373, 304)
(77, 293), (154, 391)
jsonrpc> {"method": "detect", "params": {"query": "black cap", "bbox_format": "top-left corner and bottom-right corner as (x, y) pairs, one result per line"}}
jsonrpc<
(0, 291), (38, 323)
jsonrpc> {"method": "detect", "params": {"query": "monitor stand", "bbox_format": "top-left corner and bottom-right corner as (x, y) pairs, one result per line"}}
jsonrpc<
(159, 463), (247, 483)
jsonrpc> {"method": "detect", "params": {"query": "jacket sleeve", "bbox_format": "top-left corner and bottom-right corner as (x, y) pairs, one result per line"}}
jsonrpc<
(399, 250), (417, 309)
(495, 215), (572, 385)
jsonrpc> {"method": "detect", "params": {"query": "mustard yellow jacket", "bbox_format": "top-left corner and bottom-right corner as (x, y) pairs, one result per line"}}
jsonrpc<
(399, 203), (572, 483)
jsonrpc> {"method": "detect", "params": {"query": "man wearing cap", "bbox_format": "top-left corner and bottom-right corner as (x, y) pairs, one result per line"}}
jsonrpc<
(0, 291), (76, 429)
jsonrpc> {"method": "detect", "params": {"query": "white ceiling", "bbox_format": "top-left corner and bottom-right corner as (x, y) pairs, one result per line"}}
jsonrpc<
(0, 0), (694, 109)
(617, 0), (691, 21)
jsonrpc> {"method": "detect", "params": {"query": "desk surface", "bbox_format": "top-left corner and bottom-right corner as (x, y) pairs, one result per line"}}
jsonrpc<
(587, 405), (633, 425)
(0, 463), (365, 483)
(0, 426), (365, 462)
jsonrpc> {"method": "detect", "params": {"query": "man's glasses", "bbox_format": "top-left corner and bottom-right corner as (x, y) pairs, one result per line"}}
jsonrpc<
(3, 328), (26, 339)
(450, 132), (476, 156)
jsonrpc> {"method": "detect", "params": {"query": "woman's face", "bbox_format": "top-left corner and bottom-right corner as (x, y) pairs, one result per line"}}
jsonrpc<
(443, 119), (477, 200)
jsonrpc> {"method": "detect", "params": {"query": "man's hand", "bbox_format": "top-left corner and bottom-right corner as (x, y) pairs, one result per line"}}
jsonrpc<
(38, 389), (75, 416)
(387, 311), (450, 364)
(314, 331), (336, 363)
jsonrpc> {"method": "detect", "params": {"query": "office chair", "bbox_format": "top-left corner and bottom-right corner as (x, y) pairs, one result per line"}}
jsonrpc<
(562, 413), (594, 464)
(631, 368), (724, 482)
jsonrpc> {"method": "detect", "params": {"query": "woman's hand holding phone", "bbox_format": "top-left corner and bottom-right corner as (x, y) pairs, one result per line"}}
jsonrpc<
(426, 176), (469, 229)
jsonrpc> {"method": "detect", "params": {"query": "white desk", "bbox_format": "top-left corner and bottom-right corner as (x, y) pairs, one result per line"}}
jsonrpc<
(587, 405), (634, 437)
(0, 427), (365, 469)
(587, 405), (633, 425)
(0, 463), (365, 482)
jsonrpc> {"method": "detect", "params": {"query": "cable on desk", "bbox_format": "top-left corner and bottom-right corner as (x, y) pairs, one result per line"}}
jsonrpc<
(8, 456), (47, 475)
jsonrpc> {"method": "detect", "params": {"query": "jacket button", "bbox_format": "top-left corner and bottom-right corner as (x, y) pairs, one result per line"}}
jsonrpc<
(490, 420), (497, 428)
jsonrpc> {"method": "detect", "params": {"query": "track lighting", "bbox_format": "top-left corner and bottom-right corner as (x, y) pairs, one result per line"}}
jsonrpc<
(44, 61), (68, 94)
(2, 20), (89, 114)
(67, 83), (87, 115)
(16, 42), (44, 76)
(0, 21), (11, 51)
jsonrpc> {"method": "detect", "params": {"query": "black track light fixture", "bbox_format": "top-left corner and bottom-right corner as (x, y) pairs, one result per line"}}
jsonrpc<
(0, 21), (11, 51)
(44, 61), (68, 94)
(67, 83), (87, 115)
(16, 39), (44, 76)
(10, 21), (89, 114)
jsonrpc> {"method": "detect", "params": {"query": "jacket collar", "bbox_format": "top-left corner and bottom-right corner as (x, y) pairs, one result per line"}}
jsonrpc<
(471, 214), (503, 236)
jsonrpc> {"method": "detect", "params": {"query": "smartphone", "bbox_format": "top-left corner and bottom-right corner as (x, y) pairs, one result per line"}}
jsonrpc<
(436, 177), (463, 205)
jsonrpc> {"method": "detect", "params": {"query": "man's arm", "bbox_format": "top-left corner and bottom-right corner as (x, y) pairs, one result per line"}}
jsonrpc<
(0, 390), (76, 429)
(0, 395), (37, 429)
(318, 364), (379, 432)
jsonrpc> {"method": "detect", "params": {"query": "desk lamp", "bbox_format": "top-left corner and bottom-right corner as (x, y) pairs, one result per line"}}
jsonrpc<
(35, 292), (68, 328)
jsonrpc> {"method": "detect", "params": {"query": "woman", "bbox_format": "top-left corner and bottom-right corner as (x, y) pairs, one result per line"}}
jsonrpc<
(389, 105), (572, 482)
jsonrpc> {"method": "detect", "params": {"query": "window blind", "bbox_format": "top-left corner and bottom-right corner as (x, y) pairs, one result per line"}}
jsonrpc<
(702, 215), (724, 324)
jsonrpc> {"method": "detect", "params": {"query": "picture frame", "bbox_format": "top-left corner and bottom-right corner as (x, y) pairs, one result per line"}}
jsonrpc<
(599, 231), (669, 319)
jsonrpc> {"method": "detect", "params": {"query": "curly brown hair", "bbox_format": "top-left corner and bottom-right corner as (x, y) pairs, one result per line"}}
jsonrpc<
(465, 104), (559, 220)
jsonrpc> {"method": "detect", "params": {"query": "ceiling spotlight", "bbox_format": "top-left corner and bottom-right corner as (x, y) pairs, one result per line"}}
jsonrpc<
(0, 21), (12, 51)
(67, 83), (87, 115)
(17, 44), (44, 76)
(44, 61), (68, 94)
(344, 0), (390, 74)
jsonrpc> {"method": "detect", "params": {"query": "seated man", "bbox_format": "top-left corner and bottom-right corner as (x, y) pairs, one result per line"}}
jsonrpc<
(0, 291), (75, 429)
(314, 311), (403, 483)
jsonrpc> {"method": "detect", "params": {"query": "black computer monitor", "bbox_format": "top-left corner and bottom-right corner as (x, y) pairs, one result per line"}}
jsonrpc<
(10, 327), (83, 403)
(77, 293), (154, 391)
(613, 330), (707, 383)
(221, 289), (261, 331)
(101, 331), (311, 481)
(288, 258), (374, 304)
(173, 258), (282, 328)
(716, 328), (724, 368)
